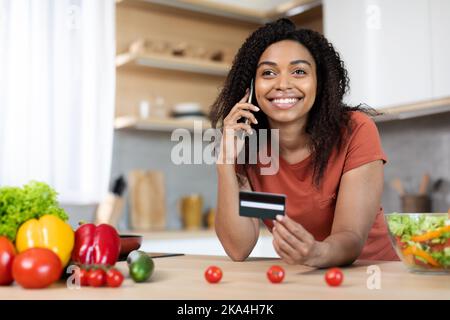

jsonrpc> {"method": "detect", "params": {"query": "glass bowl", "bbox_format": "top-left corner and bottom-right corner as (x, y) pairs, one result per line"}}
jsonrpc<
(384, 213), (450, 274)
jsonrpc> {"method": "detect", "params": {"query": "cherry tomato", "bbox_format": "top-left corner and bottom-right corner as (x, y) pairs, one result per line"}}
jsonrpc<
(12, 248), (62, 289)
(267, 265), (285, 283)
(204, 266), (222, 284)
(395, 236), (407, 250)
(106, 268), (124, 288)
(430, 238), (450, 253)
(79, 268), (90, 286)
(0, 236), (16, 286)
(88, 268), (106, 287)
(325, 268), (344, 287)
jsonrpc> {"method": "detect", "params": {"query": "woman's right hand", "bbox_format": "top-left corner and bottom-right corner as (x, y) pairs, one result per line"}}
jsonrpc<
(217, 89), (259, 164)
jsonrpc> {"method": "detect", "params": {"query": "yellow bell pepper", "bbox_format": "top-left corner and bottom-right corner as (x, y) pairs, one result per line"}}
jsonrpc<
(16, 215), (74, 266)
(411, 225), (450, 242)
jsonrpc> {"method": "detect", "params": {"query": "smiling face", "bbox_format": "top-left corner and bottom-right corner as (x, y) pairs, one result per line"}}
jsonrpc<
(255, 40), (317, 126)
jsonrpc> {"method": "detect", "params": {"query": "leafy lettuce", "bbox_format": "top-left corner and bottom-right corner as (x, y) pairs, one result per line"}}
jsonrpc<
(0, 181), (68, 241)
(387, 214), (448, 241)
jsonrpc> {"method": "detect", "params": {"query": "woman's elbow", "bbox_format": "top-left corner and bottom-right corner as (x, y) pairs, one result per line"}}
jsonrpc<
(215, 224), (257, 262)
(226, 248), (250, 262)
(218, 236), (252, 261)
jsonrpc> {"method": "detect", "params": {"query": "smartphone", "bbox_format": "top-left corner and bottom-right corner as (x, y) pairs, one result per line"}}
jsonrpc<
(247, 78), (254, 106)
(238, 78), (254, 139)
(239, 190), (286, 219)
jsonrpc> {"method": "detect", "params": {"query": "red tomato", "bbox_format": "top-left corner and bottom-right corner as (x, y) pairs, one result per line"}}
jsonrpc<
(395, 236), (407, 250)
(106, 268), (124, 288)
(325, 268), (344, 287)
(0, 236), (16, 286)
(204, 266), (222, 284)
(12, 248), (62, 289)
(79, 268), (90, 286)
(267, 265), (285, 284)
(88, 268), (106, 287)
(429, 238), (450, 253)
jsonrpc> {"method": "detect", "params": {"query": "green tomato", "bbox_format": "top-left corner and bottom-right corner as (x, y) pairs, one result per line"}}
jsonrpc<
(129, 254), (154, 283)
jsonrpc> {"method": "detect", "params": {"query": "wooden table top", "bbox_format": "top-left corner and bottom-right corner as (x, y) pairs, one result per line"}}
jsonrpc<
(1, 254), (449, 300)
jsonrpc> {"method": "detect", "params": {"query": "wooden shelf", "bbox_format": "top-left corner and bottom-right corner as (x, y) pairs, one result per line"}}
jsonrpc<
(114, 116), (212, 132)
(114, 97), (450, 132)
(373, 96), (450, 122)
(116, 52), (230, 77)
(117, 0), (321, 24)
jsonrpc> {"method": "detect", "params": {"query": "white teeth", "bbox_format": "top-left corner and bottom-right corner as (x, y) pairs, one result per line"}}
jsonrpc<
(272, 98), (299, 104)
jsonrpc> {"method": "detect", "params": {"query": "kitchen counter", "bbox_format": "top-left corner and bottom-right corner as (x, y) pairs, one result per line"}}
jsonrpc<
(124, 228), (277, 257)
(123, 228), (272, 240)
(0, 254), (449, 300)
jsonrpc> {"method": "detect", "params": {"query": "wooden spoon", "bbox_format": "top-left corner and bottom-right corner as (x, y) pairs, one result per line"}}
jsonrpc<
(391, 178), (405, 196)
(419, 173), (430, 195)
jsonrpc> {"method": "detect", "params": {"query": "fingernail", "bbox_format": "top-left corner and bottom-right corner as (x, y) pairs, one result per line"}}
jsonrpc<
(254, 119), (258, 124)
(276, 215), (283, 221)
(254, 107), (260, 111)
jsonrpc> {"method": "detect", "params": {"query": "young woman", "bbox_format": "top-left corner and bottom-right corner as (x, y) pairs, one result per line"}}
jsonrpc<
(209, 18), (398, 268)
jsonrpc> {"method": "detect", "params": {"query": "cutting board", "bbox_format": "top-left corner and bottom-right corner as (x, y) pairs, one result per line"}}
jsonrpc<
(128, 170), (166, 231)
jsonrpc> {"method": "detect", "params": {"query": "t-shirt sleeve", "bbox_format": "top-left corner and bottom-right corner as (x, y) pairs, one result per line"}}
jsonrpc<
(343, 113), (388, 174)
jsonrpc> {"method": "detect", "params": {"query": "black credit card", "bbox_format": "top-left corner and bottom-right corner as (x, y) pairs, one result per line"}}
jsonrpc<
(239, 191), (286, 219)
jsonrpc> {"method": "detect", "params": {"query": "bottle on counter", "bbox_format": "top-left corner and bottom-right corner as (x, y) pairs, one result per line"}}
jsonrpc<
(139, 100), (151, 119)
(153, 96), (167, 118)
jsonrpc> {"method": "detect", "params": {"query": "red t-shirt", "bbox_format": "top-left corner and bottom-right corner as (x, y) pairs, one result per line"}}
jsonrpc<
(243, 111), (399, 261)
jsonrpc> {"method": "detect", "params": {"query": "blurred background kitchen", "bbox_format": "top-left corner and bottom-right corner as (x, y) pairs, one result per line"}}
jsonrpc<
(0, 0), (449, 255)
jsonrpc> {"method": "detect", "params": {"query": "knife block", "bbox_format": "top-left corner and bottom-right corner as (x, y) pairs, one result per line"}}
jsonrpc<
(95, 193), (125, 227)
(128, 170), (166, 231)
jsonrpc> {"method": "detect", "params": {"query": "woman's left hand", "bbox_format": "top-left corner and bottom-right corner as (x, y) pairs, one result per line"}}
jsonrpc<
(272, 215), (322, 266)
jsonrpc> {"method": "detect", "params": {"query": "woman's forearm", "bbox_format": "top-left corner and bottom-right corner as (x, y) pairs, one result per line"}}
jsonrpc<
(310, 231), (364, 268)
(215, 164), (259, 261)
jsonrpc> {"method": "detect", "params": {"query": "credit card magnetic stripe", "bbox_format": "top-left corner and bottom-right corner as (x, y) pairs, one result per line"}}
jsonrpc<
(239, 201), (284, 211)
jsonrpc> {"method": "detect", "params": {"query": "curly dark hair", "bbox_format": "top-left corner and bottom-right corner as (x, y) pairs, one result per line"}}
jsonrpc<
(209, 18), (378, 187)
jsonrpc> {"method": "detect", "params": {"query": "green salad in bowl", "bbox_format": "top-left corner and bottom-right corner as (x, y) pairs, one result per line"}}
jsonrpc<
(385, 213), (450, 273)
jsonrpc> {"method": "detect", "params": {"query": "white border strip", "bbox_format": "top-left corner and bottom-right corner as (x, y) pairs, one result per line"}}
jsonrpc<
(240, 200), (284, 211)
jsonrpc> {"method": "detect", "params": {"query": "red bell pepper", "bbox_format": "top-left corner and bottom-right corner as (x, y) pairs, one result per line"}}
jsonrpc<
(71, 224), (121, 266)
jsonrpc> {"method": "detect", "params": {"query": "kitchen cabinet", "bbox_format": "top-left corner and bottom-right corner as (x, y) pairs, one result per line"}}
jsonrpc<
(1, 255), (449, 299)
(430, 0), (450, 100)
(324, 0), (432, 109)
(323, 0), (450, 117)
